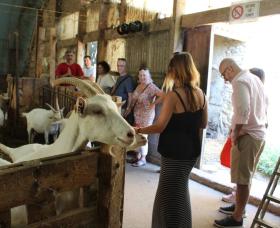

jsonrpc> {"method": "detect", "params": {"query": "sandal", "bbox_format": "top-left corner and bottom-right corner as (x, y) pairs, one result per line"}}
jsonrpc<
(131, 159), (146, 167)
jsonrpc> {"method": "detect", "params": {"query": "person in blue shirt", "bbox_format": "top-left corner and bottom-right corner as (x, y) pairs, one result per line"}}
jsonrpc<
(111, 58), (135, 116)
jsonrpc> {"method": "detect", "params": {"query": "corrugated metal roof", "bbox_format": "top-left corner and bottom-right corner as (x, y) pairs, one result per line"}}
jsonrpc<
(0, 0), (45, 76)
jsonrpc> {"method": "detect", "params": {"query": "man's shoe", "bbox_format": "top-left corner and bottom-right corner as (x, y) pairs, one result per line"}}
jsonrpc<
(219, 204), (246, 217)
(214, 216), (243, 227)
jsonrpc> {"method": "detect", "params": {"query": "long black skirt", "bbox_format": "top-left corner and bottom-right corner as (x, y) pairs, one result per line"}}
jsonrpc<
(152, 156), (197, 228)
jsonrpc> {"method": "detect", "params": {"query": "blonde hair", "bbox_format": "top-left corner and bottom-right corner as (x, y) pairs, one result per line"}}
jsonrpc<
(163, 52), (200, 91)
(163, 52), (201, 111)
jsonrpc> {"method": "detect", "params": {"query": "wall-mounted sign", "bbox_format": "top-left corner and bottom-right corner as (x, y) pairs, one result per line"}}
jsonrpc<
(229, 1), (260, 23)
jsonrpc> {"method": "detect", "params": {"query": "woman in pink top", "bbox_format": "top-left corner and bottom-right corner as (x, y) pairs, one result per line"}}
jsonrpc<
(126, 68), (164, 167)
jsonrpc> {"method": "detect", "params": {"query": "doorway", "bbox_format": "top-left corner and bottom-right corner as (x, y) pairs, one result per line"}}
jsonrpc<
(200, 15), (280, 198)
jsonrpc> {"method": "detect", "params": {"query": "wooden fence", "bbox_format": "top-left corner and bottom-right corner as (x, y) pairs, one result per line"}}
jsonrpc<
(0, 145), (126, 228)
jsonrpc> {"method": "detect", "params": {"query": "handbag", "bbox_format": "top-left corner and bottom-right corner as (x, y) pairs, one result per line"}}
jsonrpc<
(125, 83), (151, 126)
(125, 109), (135, 125)
(220, 137), (232, 168)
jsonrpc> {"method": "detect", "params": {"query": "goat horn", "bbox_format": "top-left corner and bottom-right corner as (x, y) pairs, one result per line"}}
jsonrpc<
(45, 103), (56, 112)
(51, 77), (99, 97)
(84, 80), (105, 94)
(55, 88), (60, 111)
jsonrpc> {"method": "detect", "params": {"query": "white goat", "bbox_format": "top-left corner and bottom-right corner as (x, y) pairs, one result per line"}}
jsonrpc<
(22, 104), (64, 144)
(0, 77), (137, 164)
(0, 78), (147, 224)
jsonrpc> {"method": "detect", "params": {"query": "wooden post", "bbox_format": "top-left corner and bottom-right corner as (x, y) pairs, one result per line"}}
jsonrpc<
(98, 145), (126, 228)
(119, 0), (127, 24)
(169, 0), (186, 56)
(97, 1), (110, 62)
(49, 28), (56, 82)
(76, 6), (87, 67)
(0, 210), (11, 228)
(78, 6), (87, 40)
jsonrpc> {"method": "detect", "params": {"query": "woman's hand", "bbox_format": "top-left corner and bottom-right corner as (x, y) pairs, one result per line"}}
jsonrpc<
(149, 102), (155, 109)
(134, 126), (141, 134)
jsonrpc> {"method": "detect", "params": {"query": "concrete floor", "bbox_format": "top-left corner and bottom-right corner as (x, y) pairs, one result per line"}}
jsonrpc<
(123, 162), (280, 228)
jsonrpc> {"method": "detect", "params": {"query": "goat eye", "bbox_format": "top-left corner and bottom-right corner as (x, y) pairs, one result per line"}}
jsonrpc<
(92, 109), (104, 115)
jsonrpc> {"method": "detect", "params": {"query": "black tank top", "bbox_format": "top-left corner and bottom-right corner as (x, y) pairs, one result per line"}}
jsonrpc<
(158, 89), (205, 160)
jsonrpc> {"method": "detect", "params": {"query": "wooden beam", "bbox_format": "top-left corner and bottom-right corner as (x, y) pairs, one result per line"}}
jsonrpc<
(83, 31), (100, 43)
(181, 0), (280, 28)
(104, 17), (171, 40)
(56, 37), (77, 48)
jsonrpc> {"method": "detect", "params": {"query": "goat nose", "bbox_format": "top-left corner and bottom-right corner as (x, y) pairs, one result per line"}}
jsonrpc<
(127, 131), (134, 138)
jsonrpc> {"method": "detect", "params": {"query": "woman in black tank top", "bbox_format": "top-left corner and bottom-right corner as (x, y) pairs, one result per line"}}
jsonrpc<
(136, 52), (208, 228)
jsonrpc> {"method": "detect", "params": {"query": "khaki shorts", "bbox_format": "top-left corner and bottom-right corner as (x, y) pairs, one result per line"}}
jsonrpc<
(231, 134), (264, 185)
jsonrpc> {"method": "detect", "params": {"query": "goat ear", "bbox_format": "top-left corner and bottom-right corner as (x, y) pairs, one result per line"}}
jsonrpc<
(75, 97), (87, 115)
(116, 101), (126, 108)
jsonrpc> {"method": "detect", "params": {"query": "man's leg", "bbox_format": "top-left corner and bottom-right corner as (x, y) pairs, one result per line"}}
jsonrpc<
(233, 184), (249, 221)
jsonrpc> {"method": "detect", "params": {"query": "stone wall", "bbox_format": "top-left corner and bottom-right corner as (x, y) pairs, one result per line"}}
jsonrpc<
(206, 35), (246, 139)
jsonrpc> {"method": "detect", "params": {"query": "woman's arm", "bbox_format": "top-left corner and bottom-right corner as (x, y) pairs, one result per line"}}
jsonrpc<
(137, 91), (176, 134)
(151, 90), (165, 106)
(201, 100), (208, 129)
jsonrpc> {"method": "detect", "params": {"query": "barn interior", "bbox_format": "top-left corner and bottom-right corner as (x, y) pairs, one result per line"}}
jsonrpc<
(0, 0), (279, 227)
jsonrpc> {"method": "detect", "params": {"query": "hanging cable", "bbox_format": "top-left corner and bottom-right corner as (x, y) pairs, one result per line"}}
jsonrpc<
(0, 2), (88, 18)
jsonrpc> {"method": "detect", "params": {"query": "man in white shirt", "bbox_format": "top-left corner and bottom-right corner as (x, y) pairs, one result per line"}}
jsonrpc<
(83, 55), (95, 81)
(214, 58), (267, 228)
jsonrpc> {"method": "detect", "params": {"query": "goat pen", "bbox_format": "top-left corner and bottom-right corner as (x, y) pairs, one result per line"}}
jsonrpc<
(0, 144), (126, 227)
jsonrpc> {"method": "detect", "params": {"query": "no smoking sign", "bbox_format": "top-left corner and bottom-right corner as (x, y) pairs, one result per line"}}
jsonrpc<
(229, 1), (260, 23)
(232, 5), (244, 19)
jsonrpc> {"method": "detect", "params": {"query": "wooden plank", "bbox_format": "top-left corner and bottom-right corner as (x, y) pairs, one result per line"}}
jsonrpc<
(97, 145), (126, 228)
(181, 0), (280, 28)
(0, 152), (98, 211)
(26, 189), (56, 224)
(148, 17), (171, 33)
(28, 207), (97, 228)
(181, 7), (229, 28)
(260, 0), (280, 16)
